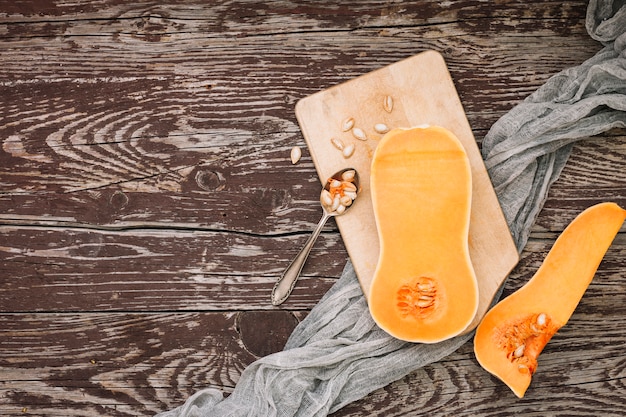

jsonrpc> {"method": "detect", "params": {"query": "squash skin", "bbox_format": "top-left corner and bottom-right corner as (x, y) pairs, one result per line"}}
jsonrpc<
(474, 202), (626, 398)
(368, 126), (479, 343)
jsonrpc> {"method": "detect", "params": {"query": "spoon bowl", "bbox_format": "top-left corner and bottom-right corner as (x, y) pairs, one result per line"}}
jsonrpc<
(319, 168), (360, 216)
(271, 168), (360, 306)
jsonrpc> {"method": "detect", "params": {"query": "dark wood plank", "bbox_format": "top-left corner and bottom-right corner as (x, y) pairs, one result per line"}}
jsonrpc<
(0, 217), (624, 313)
(0, 227), (342, 312)
(0, 0), (602, 244)
(538, 133), (626, 231)
(1, 257), (624, 417)
(0, 312), (254, 416)
(2, 135), (624, 313)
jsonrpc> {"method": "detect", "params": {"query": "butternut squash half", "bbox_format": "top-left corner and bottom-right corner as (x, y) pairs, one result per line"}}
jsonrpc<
(474, 202), (626, 398)
(368, 126), (479, 343)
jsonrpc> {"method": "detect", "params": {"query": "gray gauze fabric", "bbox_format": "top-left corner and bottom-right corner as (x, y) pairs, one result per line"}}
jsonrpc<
(157, 1), (626, 416)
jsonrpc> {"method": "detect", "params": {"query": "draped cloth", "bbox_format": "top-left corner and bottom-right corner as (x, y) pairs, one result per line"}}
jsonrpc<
(157, 1), (626, 415)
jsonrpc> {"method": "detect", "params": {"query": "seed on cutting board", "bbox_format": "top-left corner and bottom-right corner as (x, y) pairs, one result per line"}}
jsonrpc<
(374, 123), (390, 134)
(352, 127), (367, 141)
(341, 117), (355, 132)
(342, 143), (355, 158)
(290, 146), (302, 164)
(330, 137), (344, 150)
(383, 95), (394, 113)
(321, 173), (359, 214)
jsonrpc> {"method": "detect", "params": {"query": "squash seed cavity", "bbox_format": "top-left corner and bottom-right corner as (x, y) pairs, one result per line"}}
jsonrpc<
(396, 276), (438, 319)
(494, 313), (560, 375)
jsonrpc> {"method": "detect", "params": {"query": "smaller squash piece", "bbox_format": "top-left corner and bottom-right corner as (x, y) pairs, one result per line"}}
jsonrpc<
(474, 202), (626, 398)
(368, 126), (479, 343)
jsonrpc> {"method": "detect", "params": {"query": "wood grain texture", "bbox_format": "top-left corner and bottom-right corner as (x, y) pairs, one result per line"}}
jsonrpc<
(1, 0), (625, 416)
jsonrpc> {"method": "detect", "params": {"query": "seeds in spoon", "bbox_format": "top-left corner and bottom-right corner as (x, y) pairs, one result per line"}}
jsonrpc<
(321, 172), (358, 214)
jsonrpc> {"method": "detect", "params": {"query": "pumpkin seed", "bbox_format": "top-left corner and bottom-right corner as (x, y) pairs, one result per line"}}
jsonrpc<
(341, 117), (355, 132)
(340, 196), (353, 206)
(352, 127), (367, 141)
(416, 299), (434, 308)
(341, 181), (357, 192)
(341, 169), (356, 181)
(290, 146), (302, 164)
(330, 194), (341, 212)
(383, 95), (393, 113)
(330, 137), (344, 150)
(514, 344), (525, 358)
(321, 189), (333, 206)
(374, 123), (389, 134)
(537, 313), (546, 326)
(342, 143), (355, 158)
(343, 190), (357, 200)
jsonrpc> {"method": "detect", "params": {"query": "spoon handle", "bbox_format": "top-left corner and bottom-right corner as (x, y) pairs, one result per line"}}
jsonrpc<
(271, 212), (331, 306)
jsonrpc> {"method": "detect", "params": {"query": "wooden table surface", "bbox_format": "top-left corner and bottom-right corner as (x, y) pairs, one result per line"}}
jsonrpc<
(1, 1), (625, 416)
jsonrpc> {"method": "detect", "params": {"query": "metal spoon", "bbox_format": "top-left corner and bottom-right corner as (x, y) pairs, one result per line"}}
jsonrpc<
(271, 168), (360, 306)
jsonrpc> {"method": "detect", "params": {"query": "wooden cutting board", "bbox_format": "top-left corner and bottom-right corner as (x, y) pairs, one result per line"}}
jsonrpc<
(295, 50), (519, 332)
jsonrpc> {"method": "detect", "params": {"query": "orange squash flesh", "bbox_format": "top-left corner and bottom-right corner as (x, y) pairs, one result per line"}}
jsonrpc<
(474, 202), (626, 398)
(368, 126), (479, 343)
